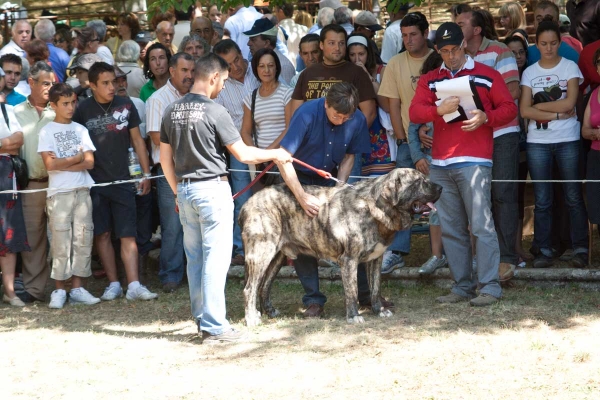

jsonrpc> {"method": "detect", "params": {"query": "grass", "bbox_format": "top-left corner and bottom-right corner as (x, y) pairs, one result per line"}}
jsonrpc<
(2, 233), (600, 399)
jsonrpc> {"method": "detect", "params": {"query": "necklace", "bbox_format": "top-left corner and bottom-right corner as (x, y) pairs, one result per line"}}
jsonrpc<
(94, 97), (114, 116)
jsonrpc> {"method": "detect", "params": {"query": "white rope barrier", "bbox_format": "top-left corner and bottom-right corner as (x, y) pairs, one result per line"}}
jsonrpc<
(2, 170), (600, 196)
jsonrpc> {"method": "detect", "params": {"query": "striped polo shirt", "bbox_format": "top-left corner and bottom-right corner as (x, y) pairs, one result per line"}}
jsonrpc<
(473, 37), (520, 138)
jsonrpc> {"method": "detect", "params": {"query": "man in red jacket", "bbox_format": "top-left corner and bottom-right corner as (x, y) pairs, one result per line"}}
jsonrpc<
(409, 22), (518, 307)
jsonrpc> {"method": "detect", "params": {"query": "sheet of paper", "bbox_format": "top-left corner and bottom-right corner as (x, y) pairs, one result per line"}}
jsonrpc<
(434, 76), (480, 122)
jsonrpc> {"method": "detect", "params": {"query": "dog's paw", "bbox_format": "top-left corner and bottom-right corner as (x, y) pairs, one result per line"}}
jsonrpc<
(378, 309), (393, 318)
(266, 308), (280, 318)
(347, 315), (365, 324)
(245, 312), (262, 327)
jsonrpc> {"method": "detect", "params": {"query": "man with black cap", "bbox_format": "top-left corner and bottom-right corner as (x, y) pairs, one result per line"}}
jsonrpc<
(380, 3), (414, 63)
(243, 18), (295, 84)
(67, 53), (103, 102)
(409, 22), (517, 307)
(353, 10), (383, 41)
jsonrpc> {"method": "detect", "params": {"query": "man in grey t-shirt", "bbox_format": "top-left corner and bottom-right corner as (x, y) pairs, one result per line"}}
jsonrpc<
(160, 54), (291, 344)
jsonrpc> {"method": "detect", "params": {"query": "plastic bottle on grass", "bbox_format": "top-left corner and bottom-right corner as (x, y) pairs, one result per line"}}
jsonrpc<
(128, 147), (143, 195)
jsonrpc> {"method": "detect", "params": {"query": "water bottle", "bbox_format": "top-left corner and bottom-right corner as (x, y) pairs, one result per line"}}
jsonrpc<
(128, 147), (143, 195)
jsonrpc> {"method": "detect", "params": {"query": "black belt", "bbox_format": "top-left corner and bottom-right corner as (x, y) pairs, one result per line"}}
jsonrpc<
(29, 177), (49, 183)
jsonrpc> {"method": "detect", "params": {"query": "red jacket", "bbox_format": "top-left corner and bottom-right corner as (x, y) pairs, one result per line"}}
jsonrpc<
(409, 56), (518, 167)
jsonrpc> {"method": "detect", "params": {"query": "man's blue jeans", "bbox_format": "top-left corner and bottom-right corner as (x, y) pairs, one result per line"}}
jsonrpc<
(177, 178), (233, 335)
(527, 140), (589, 256)
(293, 171), (371, 306)
(230, 156), (252, 257)
(156, 166), (185, 284)
(388, 142), (413, 254)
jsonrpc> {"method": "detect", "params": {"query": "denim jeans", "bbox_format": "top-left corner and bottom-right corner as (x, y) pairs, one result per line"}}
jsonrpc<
(229, 156), (252, 257)
(430, 165), (502, 298)
(387, 142), (414, 254)
(156, 166), (185, 284)
(293, 172), (370, 306)
(492, 132), (519, 265)
(177, 179), (233, 335)
(527, 141), (589, 256)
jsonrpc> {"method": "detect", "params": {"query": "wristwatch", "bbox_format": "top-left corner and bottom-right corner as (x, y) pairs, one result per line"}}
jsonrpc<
(0, 139), (3, 150)
(396, 138), (407, 145)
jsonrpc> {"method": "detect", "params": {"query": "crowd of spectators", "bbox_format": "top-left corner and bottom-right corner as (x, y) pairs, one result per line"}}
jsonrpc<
(0, 0), (599, 341)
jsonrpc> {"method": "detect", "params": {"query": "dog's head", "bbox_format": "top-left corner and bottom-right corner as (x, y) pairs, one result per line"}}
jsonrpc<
(369, 169), (442, 230)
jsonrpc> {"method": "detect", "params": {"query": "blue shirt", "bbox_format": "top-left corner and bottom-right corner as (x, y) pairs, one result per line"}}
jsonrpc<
(527, 42), (579, 65)
(48, 43), (70, 83)
(6, 90), (25, 106)
(280, 97), (370, 176)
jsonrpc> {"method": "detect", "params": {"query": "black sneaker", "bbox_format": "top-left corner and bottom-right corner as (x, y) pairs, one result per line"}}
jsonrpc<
(570, 253), (588, 268)
(532, 254), (554, 268)
(201, 328), (246, 344)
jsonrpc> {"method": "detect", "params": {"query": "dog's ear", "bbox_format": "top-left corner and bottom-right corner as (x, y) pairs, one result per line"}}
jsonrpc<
(368, 170), (413, 231)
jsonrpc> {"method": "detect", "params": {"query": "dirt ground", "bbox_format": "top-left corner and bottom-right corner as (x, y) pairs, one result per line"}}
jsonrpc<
(2, 233), (600, 400)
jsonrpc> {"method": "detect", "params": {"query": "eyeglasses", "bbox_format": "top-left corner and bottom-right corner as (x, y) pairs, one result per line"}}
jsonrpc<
(33, 79), (55, 88)
(329, 113), (354, 123)
(90, 38), (100, 42)
(54, 38), (65, 44)
(439, 41), (464, 56)
(512, 49), (526, 57)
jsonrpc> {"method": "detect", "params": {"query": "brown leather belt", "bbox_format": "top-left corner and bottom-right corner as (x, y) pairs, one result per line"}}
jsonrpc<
(29, 177), (49, 183)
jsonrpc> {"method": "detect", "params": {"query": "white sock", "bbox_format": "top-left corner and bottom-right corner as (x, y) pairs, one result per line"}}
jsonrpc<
(128, 281), (141, 291)
(108, 281), (121, 289)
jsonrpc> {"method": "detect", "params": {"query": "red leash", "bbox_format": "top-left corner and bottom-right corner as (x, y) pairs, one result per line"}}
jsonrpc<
(231, 158), (353, 200)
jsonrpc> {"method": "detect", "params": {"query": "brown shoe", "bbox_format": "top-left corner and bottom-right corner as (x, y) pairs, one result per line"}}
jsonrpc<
(360, 296), (395, 309)
(231, 254), (245, 266)
(469, 293), (499, 307)
(498, 262), (516, 282)
(303, 303), (324, 318)
(436, 292), (472, 303)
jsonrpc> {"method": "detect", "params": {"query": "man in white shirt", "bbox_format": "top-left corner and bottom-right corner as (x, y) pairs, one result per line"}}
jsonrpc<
(224, 4), (263, 59)
(0, 20), (32, 58)
(146, 52), (195, 292)
(275, 4), (307, 68)
(380, 3), (413, 64)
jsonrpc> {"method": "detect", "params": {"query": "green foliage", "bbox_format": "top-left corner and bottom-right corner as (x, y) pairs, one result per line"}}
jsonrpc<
(147, 0), (421, 20)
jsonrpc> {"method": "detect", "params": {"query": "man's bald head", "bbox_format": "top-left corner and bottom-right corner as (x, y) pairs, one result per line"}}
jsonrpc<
(191, 16), (214, 44)
(12, 20), (32, 49)
(156, 21), (175, 48)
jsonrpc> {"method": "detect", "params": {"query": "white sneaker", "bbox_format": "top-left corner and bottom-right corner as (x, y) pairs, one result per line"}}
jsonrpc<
(418, 255), (448, 275)
(49, 289), (67, 309)
(381, 251), (405, 274)
(126, 285), (158, 301)
(100, 285), (123, 301)
(69, 288), (101, 305)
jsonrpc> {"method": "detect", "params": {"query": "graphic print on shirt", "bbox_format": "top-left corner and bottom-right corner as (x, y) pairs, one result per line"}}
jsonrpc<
(530, 74), (566, 130)
(86, 104), (133, 136)
(53, 129), (81, 158)
(169, 101), (206, 124)
(305, 78), (342, 100)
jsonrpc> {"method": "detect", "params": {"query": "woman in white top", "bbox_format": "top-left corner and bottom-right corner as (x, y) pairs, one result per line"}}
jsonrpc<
(0, 78), (28, 307)
(520, 20), (589, 268)
(240, 48), (292, 189)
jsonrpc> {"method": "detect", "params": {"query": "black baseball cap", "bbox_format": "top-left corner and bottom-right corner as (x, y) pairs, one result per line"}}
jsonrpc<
(435, 22), (464, 49)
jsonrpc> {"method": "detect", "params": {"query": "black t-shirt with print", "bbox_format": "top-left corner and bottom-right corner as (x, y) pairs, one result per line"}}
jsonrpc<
(73, 95), (141, 183)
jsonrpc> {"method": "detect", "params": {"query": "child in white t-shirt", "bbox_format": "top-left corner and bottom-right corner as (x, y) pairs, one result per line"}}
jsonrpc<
(37, 83), (98, 309)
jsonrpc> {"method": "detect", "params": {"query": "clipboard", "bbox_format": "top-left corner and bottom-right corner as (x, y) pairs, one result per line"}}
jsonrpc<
(434, 76), (485, 123)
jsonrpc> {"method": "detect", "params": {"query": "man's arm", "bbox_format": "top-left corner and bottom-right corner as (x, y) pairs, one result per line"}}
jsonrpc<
(336, 153), (354, 183)
(507, 81), (520, 100)
(226, 139), (292, 165)
(387, 97), (405, 140)
(277, 155), (321, 218)
(358, 99), (376, 128)
(130, 126), (151, 195)
(290, 99), (304, 115)
(0, 131), (23, 153)
(159, 142), (178, 195)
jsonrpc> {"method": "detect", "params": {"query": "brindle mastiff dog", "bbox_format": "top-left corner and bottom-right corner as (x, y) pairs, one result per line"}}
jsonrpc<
(240, 168), (442, 326)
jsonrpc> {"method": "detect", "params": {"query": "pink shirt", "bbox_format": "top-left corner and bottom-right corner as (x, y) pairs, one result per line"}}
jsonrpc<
(590, 87), (600, 151)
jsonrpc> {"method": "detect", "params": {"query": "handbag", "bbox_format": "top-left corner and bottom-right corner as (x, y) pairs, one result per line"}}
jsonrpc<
(250, 88), (280, 187)
(1, 103), (29, 189)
